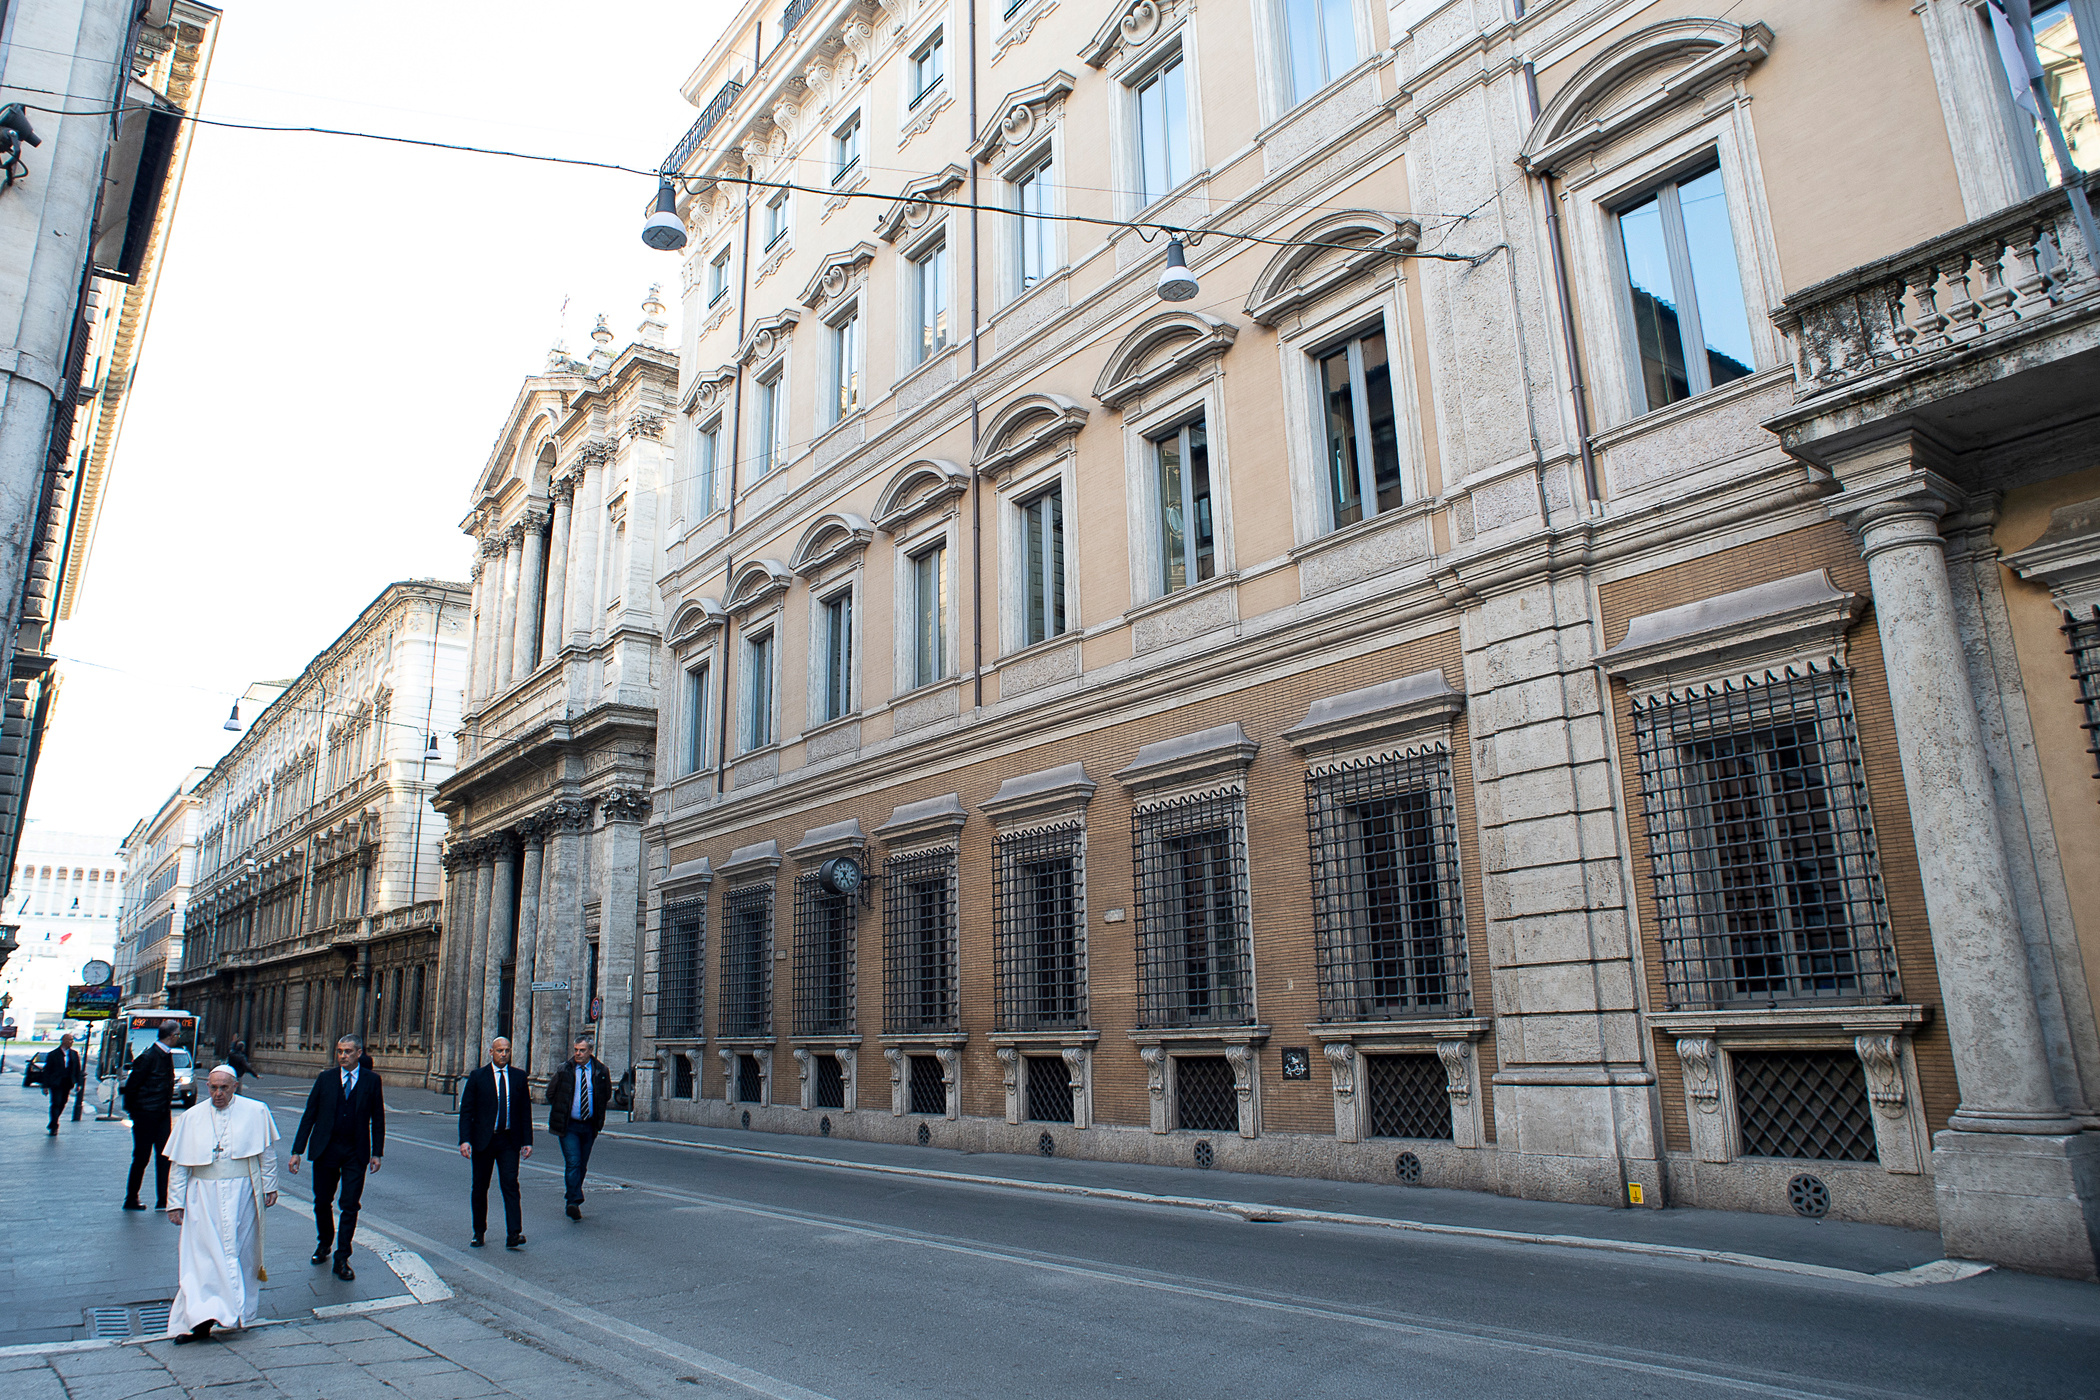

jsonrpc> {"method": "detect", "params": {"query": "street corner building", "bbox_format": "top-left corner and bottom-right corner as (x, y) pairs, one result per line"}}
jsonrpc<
(428, 299), (680, 1091)
(166, 582), (470, 1082)
(611, 0), (2100, 1279)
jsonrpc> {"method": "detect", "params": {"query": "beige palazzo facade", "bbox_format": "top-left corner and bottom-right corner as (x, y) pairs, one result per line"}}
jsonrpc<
(429, 302), (678, 1090)
(632, 0), (2100, 1275)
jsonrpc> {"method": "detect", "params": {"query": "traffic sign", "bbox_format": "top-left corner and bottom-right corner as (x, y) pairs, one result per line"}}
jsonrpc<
(529, 980), (570, 992)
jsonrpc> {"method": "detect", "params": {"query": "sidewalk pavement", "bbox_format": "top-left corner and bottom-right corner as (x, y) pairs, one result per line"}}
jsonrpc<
(324, 1071), (1958, 1283)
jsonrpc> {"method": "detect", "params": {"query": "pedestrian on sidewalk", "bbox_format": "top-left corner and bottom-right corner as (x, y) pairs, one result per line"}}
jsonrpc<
(121, 1021), (180, 1209)
(547, 1036), (612, 1219)
(40, 1032), (81, 1135)
(165, 1066), (278, 1345)
(228, 1041), (255, 1081)
(287, 1033), (384, 1281)
(458, 1036), (532, 1250)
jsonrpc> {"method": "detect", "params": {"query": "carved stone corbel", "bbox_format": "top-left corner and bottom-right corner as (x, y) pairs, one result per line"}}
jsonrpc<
(1324, 1042), (1360, 1143)
(718, 1047), (736, 1107)
(933, 1045), (960, 1120)
(996, 1045), (1020, 1125)
(837, 1045), (858, 1113)
(1435, 1040), (1477, 1148)
(1855, 1033), (1924, 1174)
(1674, 1036), (1733, 1163)
(1223, 1043), (1260, 1139)
(793, 1046), (814, 1111)
(753, 1046), (773, 1103)
(1141, 1045), (1168, 1134)
(1061, 1045), (1092, 1130)
(884, 1046), (907, 1116)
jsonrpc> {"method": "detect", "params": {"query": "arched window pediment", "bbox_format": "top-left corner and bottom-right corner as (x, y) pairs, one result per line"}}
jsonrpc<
(1517, 18), (1773, 176)
(876, 165), (967, 244)
(668, 597), (727, 652)
(725, 559), (792, 618)
(1244, 212), (1421, 327)
(790, 513), (875, 578)
(975, 394), (1089, 479)
(1093, 311), (1237, 410)
(875, 459), (969, 535)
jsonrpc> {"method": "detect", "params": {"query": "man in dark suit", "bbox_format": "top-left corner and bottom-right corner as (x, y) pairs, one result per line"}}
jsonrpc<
(42, 1032), (81, 1135)
(120, 1021), (180, 1206)
(289, 1033), (385, 1280)
(546, 1036), (613, 1219)
(457, 1036), (532, 1248)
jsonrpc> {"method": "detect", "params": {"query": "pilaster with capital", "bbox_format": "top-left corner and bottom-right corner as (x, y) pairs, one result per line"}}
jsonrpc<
(542, 483), (574, 662)
(495, 525), (523, 689)
(511, 507), (550, 680)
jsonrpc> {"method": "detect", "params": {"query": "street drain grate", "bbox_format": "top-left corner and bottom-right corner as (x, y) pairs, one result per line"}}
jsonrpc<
(84, 1302), (172, 1339)
(87, 1308), (131, 1339)
(138, 1302), (171, 1334)
(917, 1123), (931, 1146)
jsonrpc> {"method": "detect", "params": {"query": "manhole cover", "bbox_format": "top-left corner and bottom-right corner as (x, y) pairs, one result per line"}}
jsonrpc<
(819, 1115), (832, 1136)
(1395, 1151), (1423, 1184)
(916, 1123), (931, 1146)
(1193, 1140), (1214, 1169)
(1788, 1173), (1830, 1218)
(1038, 1131), (1056, 1157)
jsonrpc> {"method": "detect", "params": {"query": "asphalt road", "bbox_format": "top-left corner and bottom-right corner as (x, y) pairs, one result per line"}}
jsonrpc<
(238, 1081), (2099, 1400)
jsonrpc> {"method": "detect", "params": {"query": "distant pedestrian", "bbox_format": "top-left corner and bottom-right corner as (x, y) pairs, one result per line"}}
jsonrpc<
(227, 1041), (255, 1080)
(458, 1036), (532, 1249)
(121, 1021), (181, 1209)
(40, 1032), (81, 1136)
(287, 1034), (384, 1281)
(164, 1067), (278, 1344)
(546, 1037), (612, 1219)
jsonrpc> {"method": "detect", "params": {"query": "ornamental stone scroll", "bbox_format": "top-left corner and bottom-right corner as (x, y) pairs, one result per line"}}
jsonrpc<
(996, 1046), (1021, 1124)
(932, 1045), (960, 1120)
(1854, 1034), (1924, 1174)
(1673, 1036), (1734, 1163)
(1434, 1041), (1477, 1149)
(718, 1047), (736, 1107)
(1060, 1046), (1093, 1130)
(1223, 1044), (1260, 1139)
(793, 1046), (814, 1111)
(1325, 1042), (1360, 1143)
(837, 1046), (859, 1113)
(1141, 1045), (1168, 1134)
(884, 1047), (907, 1116)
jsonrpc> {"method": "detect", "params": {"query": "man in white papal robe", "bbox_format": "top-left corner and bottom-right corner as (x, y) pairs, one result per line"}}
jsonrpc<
(164, 1066), (279, 1342)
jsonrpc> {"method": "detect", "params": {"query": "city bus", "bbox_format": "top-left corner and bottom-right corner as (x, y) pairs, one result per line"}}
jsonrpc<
(95, 1009), (198, 1114)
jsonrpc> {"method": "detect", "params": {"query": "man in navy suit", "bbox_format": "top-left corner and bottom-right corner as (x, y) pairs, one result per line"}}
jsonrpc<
(458, 1036), (532, 1249)
(42, 1032), (81, 1135)
(289, 1034), (385, 1280)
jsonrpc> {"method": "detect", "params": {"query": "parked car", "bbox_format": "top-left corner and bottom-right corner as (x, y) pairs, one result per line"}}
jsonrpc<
(170, 1048), (195, 1108)
(21, 1050), (47, 1087)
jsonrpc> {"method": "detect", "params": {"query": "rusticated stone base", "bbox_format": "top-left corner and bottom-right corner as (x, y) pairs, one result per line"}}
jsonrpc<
(1932, 1129), (2100, 1279)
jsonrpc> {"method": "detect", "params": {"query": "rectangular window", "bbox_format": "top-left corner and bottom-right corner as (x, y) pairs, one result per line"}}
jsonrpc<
(756, 370), (784, 476)
(912, 238), (950, 364)
(1153, 417), (1215, 594)
(883, 846), (958, 1034)
(2066, 606), (2100, 780)
(1305, 745), (1470, 1021)
(2030, 5), (2096, 186)
(694, 418), (720, 519)
(908, 1054), (946, 1114)
(793, 869), (856, 1036)
(737, 1053), (763, 1102)
(682, 663), (710, 775)
(1025, 1055), (1075, 1122)
(1175, 1056), (1240, 1132)
(708, 246), (731, 305)
(912, 542), (948, 688)
(1318, 328), (1402, 529)
(743, 631), (775, 751)
(1631, 667), (1899, 1011)
(829, 305), (861, 423)
(833, 111), (863, 185)
(1134, 52), (1190, 206)
(1021, 485), (1066, 645)
(1015, 152), (1056, 290)
(764, 187), (790, 249)
(659, 895), (706, 1038)
(993, 824), (1085, 1031)
(1731, 1049), (1877, 1161)
(1615, 161), (1754, 413)
(720, 884), (773, 1038)
(910, 29), (945, 107)
(1132, 791), (1251, 1028)
(820, 591), (853, 721)
(1365, 1053), (1455, 1139)
(1282, 0), (1359, 105)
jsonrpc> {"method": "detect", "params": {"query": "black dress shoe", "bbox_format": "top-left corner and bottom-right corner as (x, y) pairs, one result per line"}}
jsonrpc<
(505, 1234), (526, 1249)
(311, 1248), (330, 1265)
(173, 1321), (214, 1345)
(566, 1202), (581, 1220)
(470, 1233), (485, 1247)
(333, 1259), (355, 1281)
(122, 1200), (147, 1211)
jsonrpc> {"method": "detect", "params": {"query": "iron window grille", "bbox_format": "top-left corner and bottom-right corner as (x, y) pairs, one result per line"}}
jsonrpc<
(673, 1055), (694, 1098)
(815, 1054), (845, 1109)
(1132, 791), (1254, 1028)
(994, 823), (1087, 1031)
(736, 1053), (762, 1103)
(1175, 1055), (1239, 1132)
(719, 884), (774, 1038)
(1731, 1049), (1877, 1162)
(659, 895), (706, 1039)
(908, 1054), (946, 1114)
(1025, 1055), (1074, 1122)
(1631, 667), (1899, 1011)
(883, 847), (959, 1035)
(2066, 607), (2100, 785)
(1364, 1053), (1454, 1140)
(1305, 745), (1471, 1021)
(793, 871), (857, 1037)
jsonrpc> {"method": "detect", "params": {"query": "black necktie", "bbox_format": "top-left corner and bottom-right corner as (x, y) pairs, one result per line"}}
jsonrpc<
(497, 1070), (507, 1131)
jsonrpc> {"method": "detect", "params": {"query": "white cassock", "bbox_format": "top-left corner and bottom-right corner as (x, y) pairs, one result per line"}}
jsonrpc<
(164, 1092), (279, 1335)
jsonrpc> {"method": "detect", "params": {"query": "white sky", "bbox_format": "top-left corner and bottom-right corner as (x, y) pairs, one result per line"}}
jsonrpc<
(25, 1), (733, 846)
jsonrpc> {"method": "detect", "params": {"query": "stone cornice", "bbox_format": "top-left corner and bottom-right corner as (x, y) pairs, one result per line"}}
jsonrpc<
(1597, 569), (1864, 696)
(1283, 669), (1463, 758)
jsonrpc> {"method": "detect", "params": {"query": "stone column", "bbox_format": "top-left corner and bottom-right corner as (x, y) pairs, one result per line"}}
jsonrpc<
(508, 820), (546, 1078)
(541, 799), (589, 1060)
(481, 836), (519, 1047)
(1828, 444), (2097, 1277)
(461, 842), (495, 1064)
(597, 786), (649, 1081)
(542, 482), (573, 666)
(512, 508), (548, 681)
(495, 525), (523, 689)
(438, 845), (475, 1084)
(473, 537), (505, 700)
(465, 560), (488, 702)
(564, 443), (610, 650)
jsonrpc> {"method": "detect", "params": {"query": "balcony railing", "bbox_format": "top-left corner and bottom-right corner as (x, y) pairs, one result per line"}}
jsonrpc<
(1772, 177), (2099, 398)
(779, 0), (818, 42)
(665, 78), (746, 175)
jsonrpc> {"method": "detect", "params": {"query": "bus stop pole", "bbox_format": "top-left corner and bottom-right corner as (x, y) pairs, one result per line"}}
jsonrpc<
(73, 1023), (89, 1120)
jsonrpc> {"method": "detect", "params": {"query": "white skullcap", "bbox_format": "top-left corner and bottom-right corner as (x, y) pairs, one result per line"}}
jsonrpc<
(209, 1064), (240, 1082)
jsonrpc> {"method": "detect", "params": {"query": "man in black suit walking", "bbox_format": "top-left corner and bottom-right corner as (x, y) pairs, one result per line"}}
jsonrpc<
(289, 1034), (385, 1280)
(120, 1021), (180, 1207)
(458, 1036), (532, 1249)
(42, 1032), (81, 1136)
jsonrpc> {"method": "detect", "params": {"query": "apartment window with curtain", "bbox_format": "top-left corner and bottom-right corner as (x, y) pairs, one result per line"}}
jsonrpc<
(833, 111), (863, 184)
(1282, 0), (1359, 105)
(743, 631), (775, 751)
(820, 590), (853, 722)
(1153, 417), (1214, 595)
(1614, 160), (1755, 413)
(1021, 485), (1066, 645)
(1317, 326), (1402, 530)
(1015, 152), (1056, 291)
(912, 237), (950, 364)
(829, 304), (862, 424)
(682, 662), (710, 775)
(912, 542), (948, 688)
(1133, 51), (1190, 207)
(910, 28), (945, 107)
